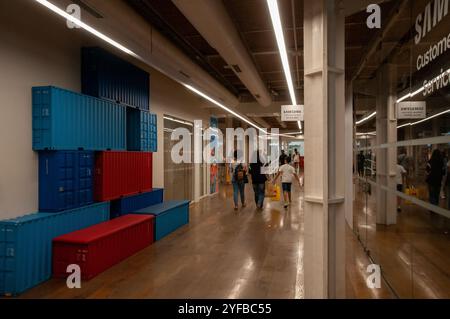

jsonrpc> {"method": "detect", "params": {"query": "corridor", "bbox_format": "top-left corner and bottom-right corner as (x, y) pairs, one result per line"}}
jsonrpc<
(20, 184), (391, 299)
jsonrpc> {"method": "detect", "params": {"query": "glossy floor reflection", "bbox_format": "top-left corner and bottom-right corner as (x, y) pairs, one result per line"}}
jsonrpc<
(20, 182), (391, 299)
(354, 181), (450, 298)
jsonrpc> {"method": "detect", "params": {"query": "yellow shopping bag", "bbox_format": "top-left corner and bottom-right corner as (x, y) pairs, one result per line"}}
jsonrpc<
(404, 186), (417, 205)
(271, 184), (281, 201)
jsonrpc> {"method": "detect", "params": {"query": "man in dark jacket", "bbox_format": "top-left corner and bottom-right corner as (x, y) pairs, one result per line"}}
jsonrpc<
(426, 149), (445, 206)
(250, 153), (267, 210)
(279, 150), (288, 168)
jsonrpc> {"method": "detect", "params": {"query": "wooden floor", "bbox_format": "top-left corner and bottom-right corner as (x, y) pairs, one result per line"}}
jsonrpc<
(20, 183), (394, 299)
(353, 182), (450, 299)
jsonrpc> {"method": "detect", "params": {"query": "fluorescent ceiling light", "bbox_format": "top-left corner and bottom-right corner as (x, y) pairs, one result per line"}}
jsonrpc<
(34, 0), (137, 57)
(163, 116), (193, 126)
(266, 0), (301, 131)
(396, 68), (450, 103)
(356, 131), (376, 136)
(35, 1), (300, 140)
(397, 108), (450, 129)
(284, 131), (303, 135)
(184, 84), (260, 130)
(356, 111), (376, 126)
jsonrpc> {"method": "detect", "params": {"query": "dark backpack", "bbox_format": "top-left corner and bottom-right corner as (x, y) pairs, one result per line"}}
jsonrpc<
(234, 164), (245, 182)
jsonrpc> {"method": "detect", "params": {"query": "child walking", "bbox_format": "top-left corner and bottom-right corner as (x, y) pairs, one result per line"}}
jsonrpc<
(273, 157), (301, 209)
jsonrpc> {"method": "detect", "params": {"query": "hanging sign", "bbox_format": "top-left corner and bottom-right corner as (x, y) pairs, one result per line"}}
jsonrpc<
(396, 101), (426, 119)
(281, 105), (304, 122)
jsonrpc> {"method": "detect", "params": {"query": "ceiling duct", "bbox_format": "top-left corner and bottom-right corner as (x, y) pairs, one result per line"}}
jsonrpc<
(172, 0), (272, 107)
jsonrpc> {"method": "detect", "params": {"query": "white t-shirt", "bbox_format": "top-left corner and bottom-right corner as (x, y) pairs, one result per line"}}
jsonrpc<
(293, 154), (300, 163)
(279, 164), (296, 183)
(396, 164), (406, 185)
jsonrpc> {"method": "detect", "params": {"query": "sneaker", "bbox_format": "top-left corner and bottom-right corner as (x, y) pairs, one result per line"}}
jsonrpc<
(284, 203), (288, 209)
(397, 206), (401, 212)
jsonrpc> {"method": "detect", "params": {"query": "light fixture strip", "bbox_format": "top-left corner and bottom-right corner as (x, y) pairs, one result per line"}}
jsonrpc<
(266, 0), (300, 132)
(163, 116), (193, 127)
(34, 0), (137, 57)
(355, 111), (377, 126)
(267, 0), (297, 106)
(396, 107), (450, 129)
(396, 68), (450, 103)
(36, 0), (300, 139)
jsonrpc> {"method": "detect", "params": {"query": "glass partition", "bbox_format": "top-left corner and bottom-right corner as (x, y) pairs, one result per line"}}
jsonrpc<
(353, 0), (450, 298)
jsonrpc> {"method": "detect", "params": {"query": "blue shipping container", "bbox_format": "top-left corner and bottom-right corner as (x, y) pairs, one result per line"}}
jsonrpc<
(82, 47), (150, 110)
(149, 113), (157, 152)
(110, 188), (164, 218)
(39, 151), (94, 212)
(0, 202), (110, 296)
(127, 110), (157, 152)
(32, 86), (126, 151)
(132, 200), (189, 241)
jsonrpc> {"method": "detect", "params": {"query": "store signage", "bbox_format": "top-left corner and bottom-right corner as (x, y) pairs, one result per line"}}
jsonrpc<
(414, 0), (448, 45)
(281, 105), (304, 122)
(397, 101), (427, 119)
(423, 68), (450, 96)
(415, 0), (450, 71)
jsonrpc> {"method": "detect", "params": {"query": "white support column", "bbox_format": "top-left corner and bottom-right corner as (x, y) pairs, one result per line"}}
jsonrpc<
(345, 82), (354, 229)
(376, 64), (397, 225)
(303, 0), (346, 299)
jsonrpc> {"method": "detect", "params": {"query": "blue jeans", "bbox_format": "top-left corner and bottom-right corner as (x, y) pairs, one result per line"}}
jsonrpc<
(252, 183), (265, 208)
(233, 181), (245, 207)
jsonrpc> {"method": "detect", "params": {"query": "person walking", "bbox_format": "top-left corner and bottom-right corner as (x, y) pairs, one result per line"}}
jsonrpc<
(279, 150), (288, 167)
(396, 160), (407, 212)
(230, 150), (247, 211)
(293, 148), (300, 174)
(249, 153), (267, 210)
(273, 156), (301, 209)
(357, 151), (365, 177)
(426, 149), (445, 207)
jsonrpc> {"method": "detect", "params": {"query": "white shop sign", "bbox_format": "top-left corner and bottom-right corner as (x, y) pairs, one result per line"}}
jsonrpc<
(396, 101), (426, 119)
(281, 105), (304, 122)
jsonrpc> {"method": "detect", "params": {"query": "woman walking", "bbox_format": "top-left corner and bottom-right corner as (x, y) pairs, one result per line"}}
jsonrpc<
(426, 149), (445, 206)
(230, 151), (247, 210)
(293, 148), (300, 174)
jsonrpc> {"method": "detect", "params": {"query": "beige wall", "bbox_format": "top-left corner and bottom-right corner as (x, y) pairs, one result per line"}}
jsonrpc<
(150, 71), (212, 189)
(0, 2), (83, 219)
(0, 1), (215, 219)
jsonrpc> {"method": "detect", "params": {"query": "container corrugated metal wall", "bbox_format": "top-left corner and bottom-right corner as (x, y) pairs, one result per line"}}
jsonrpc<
(94, 152), (153, 202)
(32, 86), (126, 151)
(0, 202), (110, 296)
(39, 151), (94, 212)
(110, 188), (164, 218)
(127, 110), (157, 152)
(149, 113), (157, 152)
(53, 215), (154, 280)
(82, 47), (150, 110)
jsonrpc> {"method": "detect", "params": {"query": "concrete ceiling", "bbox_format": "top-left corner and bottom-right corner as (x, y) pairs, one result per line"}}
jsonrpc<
(126, 0), (449, 132)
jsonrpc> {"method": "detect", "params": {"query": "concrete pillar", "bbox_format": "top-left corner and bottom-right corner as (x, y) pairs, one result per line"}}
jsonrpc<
(345, 82), (354, 229)
(303, 0), (346, 299)
(375, 64), (397, 225)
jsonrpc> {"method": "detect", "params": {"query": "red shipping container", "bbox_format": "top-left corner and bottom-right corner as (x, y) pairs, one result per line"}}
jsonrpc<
(94, 151), (152, 201)
(52, 214), (154, 280)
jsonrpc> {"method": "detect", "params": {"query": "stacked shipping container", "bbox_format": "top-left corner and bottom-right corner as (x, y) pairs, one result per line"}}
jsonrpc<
(0, 47), (161, 296)
(94, 151), (153, 201)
